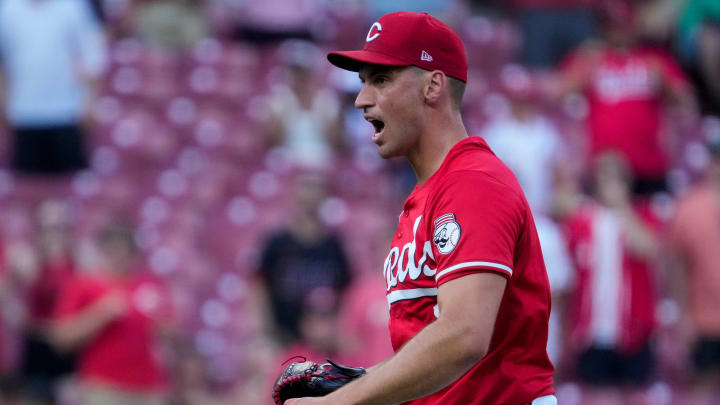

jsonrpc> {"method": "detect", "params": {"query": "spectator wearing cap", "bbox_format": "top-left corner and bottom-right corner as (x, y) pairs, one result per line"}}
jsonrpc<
(556, 0), (696, 196)
(0, 0), (107, 175)
(667, 140), (720, 405)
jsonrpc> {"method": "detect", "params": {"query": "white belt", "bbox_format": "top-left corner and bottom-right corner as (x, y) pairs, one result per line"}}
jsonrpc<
(532, 395), (557, 405)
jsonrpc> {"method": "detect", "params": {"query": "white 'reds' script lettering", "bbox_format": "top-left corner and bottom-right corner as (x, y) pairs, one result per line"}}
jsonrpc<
(384, 216), (437, 291)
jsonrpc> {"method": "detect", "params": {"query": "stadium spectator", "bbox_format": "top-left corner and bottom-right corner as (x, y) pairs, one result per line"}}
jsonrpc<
(535, 215), (574, 371)
(227, 0), (318, 44)
(634, 0), (685, 46)
(274, 287), (351, 368)
(0, 240), (40, 391)
(481, 65), (566, 215)
(254, 173), (352, 344)
(556, 0), (695, 195)
(667, 139), (720, 405)
(480, 68), (575, 371)
(87, 0), (105, 23)
(19, 200), (78, 405)
(52, 222), (174, 405)
(337, 274), (393, 369)
(0, 239), (8, 378)
(260, 40), (344, 169)
(0, 0), (108, 175)
(232, 334), (281, 405)
(331, 69), (372, 152)
(133, 0), (208, 51)
(561, 152), (660, 405)
(0, 374), (21, 405)
(677, 0), (720, 115)
(172, 344), (226, 405)
(503, 0), (598, 68)
(266, 287), (357, 404)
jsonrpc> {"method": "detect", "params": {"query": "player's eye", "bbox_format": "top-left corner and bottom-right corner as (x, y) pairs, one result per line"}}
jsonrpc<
(373, 75), (388, 85)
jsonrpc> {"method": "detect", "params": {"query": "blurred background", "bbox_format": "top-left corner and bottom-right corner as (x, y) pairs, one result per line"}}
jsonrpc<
(0, 0), (719, 404)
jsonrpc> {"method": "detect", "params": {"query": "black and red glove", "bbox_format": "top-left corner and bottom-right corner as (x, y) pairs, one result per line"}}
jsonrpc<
(272, 358), (366, 405)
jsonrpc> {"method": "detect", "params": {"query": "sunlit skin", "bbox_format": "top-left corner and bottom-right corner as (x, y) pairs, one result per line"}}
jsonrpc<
(356, 66), (425, 160)
(355, 64), (467, 186)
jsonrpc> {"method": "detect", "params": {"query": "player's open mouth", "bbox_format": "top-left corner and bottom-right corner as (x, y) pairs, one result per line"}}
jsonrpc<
(367, 118), (385, 139)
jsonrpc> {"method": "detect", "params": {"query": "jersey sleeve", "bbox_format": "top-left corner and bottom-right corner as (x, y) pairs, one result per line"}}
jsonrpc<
(428, 171), (525, 286)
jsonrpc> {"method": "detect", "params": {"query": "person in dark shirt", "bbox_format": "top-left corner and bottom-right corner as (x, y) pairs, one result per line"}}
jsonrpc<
(256, 172), (352, 343)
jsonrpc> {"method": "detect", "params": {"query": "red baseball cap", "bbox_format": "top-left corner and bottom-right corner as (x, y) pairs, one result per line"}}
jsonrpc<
(327, 12), (468, 83)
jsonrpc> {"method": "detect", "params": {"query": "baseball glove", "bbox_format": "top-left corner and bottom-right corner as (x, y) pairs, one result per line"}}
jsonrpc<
(272, 358), (366, 405)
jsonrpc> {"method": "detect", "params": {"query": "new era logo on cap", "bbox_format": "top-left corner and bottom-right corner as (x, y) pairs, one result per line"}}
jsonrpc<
(421, 50), (433, 62)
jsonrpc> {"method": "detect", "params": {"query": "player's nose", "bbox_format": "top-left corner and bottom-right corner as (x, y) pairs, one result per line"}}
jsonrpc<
(354, 84), (374, 110)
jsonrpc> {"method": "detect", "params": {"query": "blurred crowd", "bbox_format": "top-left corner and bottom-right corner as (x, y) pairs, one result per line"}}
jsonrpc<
(0, 0), (719, 404)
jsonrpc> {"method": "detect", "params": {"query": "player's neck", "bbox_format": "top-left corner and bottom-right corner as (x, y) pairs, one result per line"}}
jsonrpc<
(408, 111), (467, 186)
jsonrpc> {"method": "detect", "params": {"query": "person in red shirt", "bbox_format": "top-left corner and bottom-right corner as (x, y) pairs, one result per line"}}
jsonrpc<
(560, 152), (660, 404)
(52, 223), (173, 405)
(20, 199), (78, 405)
(286, 11), (555, 405)
(557, 0), (695, 195)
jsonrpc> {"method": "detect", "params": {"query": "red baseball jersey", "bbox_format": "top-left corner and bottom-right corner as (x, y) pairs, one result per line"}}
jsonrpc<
(562, 46), (688, 178)
(385, 136), (555, 404)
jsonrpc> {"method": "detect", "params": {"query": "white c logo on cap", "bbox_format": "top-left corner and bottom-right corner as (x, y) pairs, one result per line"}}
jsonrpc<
(366, 22), (382, 42)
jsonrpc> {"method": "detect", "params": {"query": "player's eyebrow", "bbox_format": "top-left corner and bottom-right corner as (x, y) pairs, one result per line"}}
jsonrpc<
(359, 66), (398, 83)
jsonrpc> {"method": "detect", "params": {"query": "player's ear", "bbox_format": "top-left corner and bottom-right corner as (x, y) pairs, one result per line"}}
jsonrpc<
(424, 70), (446, 105)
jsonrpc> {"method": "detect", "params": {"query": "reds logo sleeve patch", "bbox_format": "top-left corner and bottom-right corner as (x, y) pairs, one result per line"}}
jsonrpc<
(433, 213), (461, 254)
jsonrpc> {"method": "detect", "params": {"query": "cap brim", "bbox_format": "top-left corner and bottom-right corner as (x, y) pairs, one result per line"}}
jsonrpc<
(327, 50), (410, 72)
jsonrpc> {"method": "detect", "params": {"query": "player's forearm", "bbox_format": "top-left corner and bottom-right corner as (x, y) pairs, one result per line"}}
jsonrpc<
(327, 316), (487, 405)
(366, 359), (388, 374)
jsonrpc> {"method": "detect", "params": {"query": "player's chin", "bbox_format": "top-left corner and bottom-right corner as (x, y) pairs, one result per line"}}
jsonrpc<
(375, 141), (403, 159)
(376, 144), (399, 159)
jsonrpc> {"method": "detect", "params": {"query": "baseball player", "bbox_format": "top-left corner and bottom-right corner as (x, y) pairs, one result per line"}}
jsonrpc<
(283, 11), (555, 405)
